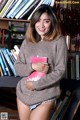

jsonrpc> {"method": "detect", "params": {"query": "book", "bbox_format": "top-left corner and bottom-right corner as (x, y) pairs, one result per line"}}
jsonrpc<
(1, 0), (15, 18)
(10, 49), (18, 60)
(13, 45), (20, 56)
(0, 0), (15, 17)
(6, 49), (16, 64)
(6, 0), (22, 18)
(15, 0), (35, 19)
(19, 0), (40, 19)
(27, 56), (47, 81)
(0, 0), (8, 12)
(0, 50), (11, 76)
(0, 53), (8, 76)
(0, 66), (3, 76)
(28, 0), (51, 20)
(75, 54), (80, 80)
(51, 91), (71, 120)
(9, 0), (29, 18)
(1, 48), (16, 76)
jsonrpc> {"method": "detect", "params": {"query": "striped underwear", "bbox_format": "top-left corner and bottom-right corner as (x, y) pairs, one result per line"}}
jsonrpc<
(30, 97), (56, 110)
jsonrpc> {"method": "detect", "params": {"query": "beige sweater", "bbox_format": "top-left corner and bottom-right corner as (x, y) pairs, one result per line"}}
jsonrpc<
(14, 35), (67, 105)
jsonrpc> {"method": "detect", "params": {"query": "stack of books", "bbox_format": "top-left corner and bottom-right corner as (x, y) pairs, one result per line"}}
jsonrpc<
(0, 46), (19, 76)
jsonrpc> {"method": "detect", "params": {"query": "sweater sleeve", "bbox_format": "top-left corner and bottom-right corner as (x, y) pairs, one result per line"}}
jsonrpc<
(32, 36), (67, 90)
(14, 40), (33, 77)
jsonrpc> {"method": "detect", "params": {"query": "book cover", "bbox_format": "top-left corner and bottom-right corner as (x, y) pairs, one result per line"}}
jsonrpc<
(27, 56), (47, 81)
(0, 54), (7, 76)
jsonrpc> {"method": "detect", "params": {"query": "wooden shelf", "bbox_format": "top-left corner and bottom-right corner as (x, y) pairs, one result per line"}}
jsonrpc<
(0, 17), (30, 23)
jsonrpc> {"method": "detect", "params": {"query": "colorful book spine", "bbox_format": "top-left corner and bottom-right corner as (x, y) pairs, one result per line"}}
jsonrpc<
(27, 0), (44, 20)
(0, 0), (15, 17)
(0, 50), (11, 76)
(6, 0), (21, 18)
(75, 54), (80, 80)
(19, 0), (40, 19)
(0, 66), (3, 76)
(15, 0), (35, 19)
(9, 0), (28, 18)
(28, 0), (51, 20)
(0, 0), (8, 12)
(8, 0), (23, 18)
(0, 54), (7, 76)
(1, 48), (16, 76)
(6, 49), (16, 64)
(50, 0), (55, 6)
(51, 91), (71, 120)
(1, 0), (15, 17)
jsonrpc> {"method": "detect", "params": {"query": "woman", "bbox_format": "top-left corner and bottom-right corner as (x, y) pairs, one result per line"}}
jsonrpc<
(14, 4), (67, 120)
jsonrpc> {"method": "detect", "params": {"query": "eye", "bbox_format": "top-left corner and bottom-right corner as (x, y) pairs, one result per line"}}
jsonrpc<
(45, 20), (50, 23)
(46, 20), (50, 23)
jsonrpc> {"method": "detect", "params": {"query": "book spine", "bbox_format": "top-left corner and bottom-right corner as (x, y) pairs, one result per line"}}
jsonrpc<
(1, 48), (16, 76)
(6, 0), (19, 18)
(0, 0), (8, 11)
(10, 0), (23, 18)
(1, 0), (15, 17)
(10, 0), (28, 18)
(0, 50), (11, 76)
(0, 66), (3, 76)
(6, 49), (16, 64)
(51, 91), (71, 120)
(0, 0), (12, 17)
(15, 0), (35, 19)
(75, 54), (80, 80)
(0, 54), (7, 76)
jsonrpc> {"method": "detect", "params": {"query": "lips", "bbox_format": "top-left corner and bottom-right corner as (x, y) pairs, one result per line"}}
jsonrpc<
(38, 29), (45, 32)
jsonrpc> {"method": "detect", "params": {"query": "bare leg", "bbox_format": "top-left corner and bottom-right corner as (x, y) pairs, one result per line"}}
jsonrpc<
(30, 101), (54, 120)
(17, 97), (31, 120)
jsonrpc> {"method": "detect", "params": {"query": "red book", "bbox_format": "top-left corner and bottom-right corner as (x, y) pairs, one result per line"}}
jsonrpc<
(27, 56), (47, 81)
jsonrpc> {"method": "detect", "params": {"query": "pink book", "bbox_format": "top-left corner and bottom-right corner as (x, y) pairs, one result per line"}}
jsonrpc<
(27, 56), (47, 81)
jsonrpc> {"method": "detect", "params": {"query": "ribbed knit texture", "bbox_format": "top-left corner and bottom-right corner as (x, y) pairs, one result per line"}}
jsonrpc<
(14, 35), (67, 105)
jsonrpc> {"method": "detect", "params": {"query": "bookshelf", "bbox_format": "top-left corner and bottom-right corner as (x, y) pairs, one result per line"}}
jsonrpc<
(0, 18), (30, 49)
(0, 18), (30, 23)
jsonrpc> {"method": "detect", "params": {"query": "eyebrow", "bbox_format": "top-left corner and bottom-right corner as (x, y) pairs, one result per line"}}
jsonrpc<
(39, 18), (50, 20)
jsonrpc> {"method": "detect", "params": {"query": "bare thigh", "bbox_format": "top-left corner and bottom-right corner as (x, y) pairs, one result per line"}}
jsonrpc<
(17, 97), (31, 120)
(30, 101), (54, 120)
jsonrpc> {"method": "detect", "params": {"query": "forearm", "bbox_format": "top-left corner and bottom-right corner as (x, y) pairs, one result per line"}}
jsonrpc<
(14, 62), (33, 77)
(32, 66), (66, 90)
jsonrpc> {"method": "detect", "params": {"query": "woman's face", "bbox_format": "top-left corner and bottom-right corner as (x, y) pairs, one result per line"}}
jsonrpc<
(35, 12), (51, 39)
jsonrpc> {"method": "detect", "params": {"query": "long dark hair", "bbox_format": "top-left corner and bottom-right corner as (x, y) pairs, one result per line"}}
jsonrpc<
(26, 4), (61, 43)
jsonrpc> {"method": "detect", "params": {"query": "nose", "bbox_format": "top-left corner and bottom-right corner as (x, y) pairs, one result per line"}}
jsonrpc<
(40, 21), (44, 28)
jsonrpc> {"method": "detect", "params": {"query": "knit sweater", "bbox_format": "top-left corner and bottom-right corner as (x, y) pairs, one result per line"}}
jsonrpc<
(14, 35), (67, 105)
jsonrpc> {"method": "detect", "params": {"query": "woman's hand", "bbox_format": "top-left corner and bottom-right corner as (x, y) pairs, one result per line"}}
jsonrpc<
(25, 81), (35, 91)
(32, 63), (49, 73)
